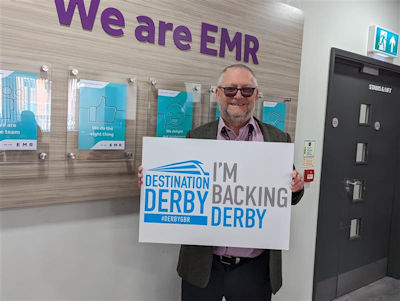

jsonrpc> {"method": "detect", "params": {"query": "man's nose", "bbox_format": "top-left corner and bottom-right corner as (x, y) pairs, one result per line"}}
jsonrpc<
(234, 89), (245, 99)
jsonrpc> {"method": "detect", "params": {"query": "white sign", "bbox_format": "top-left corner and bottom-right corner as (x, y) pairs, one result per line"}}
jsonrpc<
(303, 140), (316, 168)
(368, 84), (392, 94)
(139, 137), (294, 250)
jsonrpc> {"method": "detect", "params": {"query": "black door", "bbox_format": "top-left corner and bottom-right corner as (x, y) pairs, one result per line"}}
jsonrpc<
(313, 48), (400, 301)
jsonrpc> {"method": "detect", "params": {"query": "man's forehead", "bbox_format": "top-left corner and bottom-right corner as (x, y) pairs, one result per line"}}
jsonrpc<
(220, 68), (256, 85)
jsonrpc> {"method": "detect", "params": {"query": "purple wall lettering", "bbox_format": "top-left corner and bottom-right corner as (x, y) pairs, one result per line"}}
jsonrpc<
(244, 34), (259, 64)
(55, 2), (260, 64)
(200, 22), (218, 56)
(219, 28), (242, 61)
(55, 0), (100, 31)
(101, 8), (125, 37)
(158, 21), (173, 46)
(135, 16), (155, 43)
(173, 26), (192, 50)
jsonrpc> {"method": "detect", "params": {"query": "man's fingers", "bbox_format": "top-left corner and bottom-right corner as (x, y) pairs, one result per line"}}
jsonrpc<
(291, 170), (304, 192)
(138, 165), (143, 188)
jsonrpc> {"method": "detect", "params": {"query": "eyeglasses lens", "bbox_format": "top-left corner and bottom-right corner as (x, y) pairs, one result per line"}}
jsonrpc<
(223, 87), (255, 97)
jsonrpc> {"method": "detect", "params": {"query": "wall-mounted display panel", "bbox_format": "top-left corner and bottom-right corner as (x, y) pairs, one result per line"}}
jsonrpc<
(257, 95), (293, 133)
(208, 86), (218, 121)
(147, 78), (203, 138)
(66, 69), (137, 161)
(262, 101), (287, 132)
(0, 65), (51, 163)
(156, 89), (193, 138)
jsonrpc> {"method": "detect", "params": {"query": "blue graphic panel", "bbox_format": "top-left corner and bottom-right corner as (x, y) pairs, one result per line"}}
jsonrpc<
(262, 102), (286, 131)
(78, 80), (126, 150)
(156, 90), (193, 137)
(0, 70), (43, 150)
(216, 104), (220, 120)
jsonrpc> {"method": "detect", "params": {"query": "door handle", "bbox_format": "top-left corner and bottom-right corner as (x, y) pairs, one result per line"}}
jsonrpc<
(343, 178), (361, 194)
(345, 180), (361, 186)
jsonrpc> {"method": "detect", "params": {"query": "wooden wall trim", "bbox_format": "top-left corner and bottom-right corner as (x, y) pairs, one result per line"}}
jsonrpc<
(0, 0), (303, 208)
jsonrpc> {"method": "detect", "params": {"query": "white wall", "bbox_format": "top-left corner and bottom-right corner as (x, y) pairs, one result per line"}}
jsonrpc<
(1, 1), (400, 301)
(275, 1), (400, 301)
(0, 198), (181, 301)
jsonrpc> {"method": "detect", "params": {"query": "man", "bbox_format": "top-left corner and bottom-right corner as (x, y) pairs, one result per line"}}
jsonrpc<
(139, 64), (304, 301)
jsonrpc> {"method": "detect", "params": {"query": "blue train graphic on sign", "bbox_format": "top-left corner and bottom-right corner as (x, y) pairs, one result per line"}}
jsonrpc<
(149, 160), (210, 176)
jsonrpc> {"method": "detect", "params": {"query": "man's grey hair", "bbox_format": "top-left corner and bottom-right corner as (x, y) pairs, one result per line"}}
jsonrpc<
(217, 64), (258, 87)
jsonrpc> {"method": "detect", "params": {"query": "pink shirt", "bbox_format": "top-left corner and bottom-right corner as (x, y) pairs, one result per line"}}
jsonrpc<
(214, 117), (265, 258)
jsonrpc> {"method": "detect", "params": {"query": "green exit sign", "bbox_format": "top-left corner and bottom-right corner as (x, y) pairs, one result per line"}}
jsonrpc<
(368, 25), (399, 58)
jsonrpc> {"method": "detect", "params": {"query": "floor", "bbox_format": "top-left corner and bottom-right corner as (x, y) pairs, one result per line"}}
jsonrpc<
(333, 277), (400, 301)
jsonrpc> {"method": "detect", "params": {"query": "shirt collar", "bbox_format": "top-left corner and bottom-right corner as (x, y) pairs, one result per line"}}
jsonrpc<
(218, 117), (256, 140)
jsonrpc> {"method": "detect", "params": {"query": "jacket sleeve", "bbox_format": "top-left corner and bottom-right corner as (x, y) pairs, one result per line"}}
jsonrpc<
(287, 132), (304, 205)
(292, 189), (304, 205)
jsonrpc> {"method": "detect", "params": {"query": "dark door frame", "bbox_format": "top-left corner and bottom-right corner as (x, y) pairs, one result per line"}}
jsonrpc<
(313, 48), (400, 301)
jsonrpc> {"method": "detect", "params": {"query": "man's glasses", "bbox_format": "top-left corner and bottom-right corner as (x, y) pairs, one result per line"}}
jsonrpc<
(218, 86), (257, 98)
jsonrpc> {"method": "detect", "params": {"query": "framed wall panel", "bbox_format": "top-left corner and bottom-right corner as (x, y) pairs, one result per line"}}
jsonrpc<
(0, 60), (52, 164)
(66, 68), (137, 161)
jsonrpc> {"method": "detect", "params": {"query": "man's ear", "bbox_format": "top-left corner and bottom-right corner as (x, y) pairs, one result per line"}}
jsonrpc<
(215, 88), (223, 103)
(254, 88), (259, 99)
(215, 87), (221, 99)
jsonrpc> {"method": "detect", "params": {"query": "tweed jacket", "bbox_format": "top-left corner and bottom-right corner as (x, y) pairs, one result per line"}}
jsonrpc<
(176, 118), (304, 295)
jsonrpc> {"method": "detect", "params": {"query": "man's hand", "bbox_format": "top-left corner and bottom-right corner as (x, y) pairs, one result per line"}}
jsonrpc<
(138, 165), (143, 188)
(291, 170), (304, 193)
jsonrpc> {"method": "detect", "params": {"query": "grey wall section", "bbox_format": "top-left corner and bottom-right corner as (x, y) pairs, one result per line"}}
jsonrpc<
(388, 140), (400, 278)
(0, 197), (181, 301)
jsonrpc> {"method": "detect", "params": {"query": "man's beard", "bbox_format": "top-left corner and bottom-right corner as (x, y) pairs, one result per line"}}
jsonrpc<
(222, 104), (256, 126)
